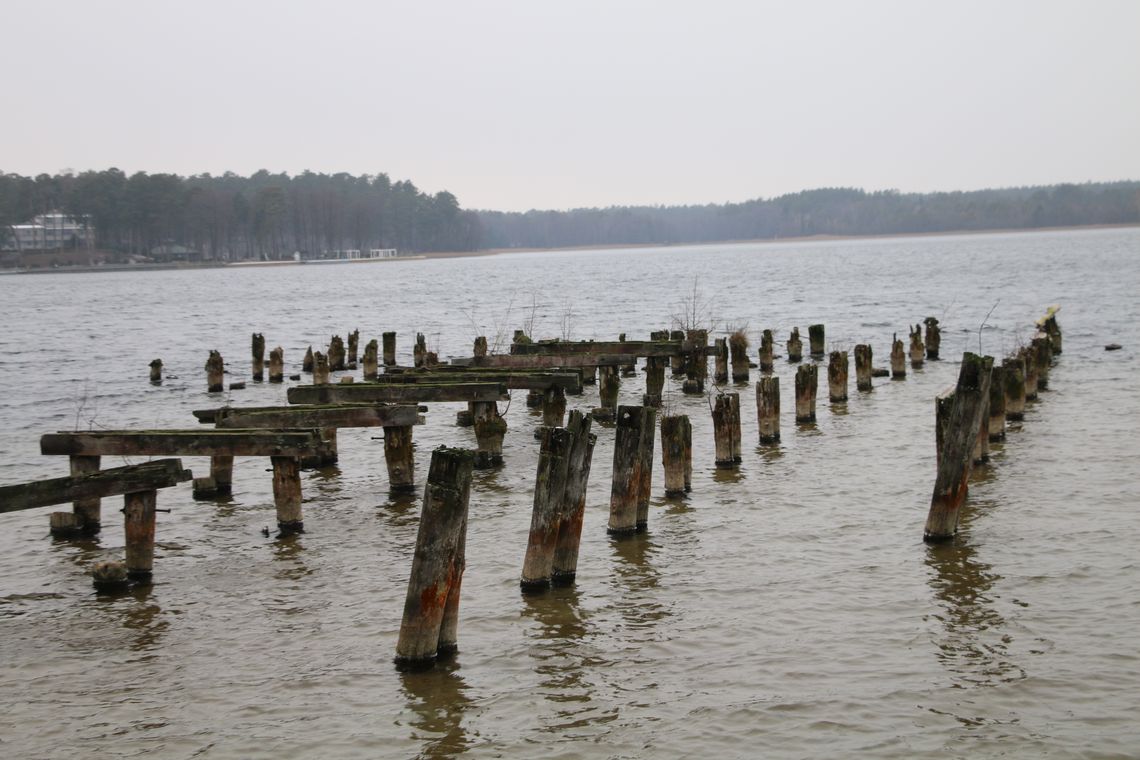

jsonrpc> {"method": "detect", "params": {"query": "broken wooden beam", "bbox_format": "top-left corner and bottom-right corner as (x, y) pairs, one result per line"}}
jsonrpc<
(1, 459), (191, 514)
(287, 382), (509, 405)
(42, 429), (323, 458)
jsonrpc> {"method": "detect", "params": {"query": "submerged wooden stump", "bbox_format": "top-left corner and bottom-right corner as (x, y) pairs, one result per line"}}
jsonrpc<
(808, 324), (825, 359)
(521, 427), (574, 592)
(660, 414), (692, 496)
(608, 405), (656, 535)
(924, 353), (993, 542)
(854, 344), (873, 391)
(598, 365), (621, 413)
(268, 346), (284, 383)
(712, 393), (741, 468)
(472, 401), (506, 468)
(347, 329), (359, 368)
(552, 411), (597, 586)
(759, 329), (775, 373)
(395, 447), (474, 669)
(149, 358), (163, 385)
(542, 386), (567, 427)
(1003, 356), (1026, 421)
(670, 330), (686, 376)
(91, 560), (130, 593)
(891, 334), (906, 379)
(909, 324), (925, 368)
(271, 455), (304, 533)
(786, 327), (803, 363)
(363, 339), (379, 381)
(312, 351), (330, 385)
(383, 332), (397, 367)
(384, 425), (416, 493)
(414, 333), (427, 368)
(795, 364), (818, 423)
(205, 350), (225, 393)
(924, 317), (941, 360)
(328, 335), (346, 372)
(643, 356), (665, 406)
(303, 345), (314, 373)
(251, 333), (265, 381)
(729, 330), (750, 383)
(756, 376), (780, 444)
(714, 337), (728, 384)
(828, 350), (848, 403)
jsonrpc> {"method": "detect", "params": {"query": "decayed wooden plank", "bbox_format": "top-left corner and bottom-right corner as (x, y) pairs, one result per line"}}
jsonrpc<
(214, 404), (423, 429)
(1, 459), (191, 513)
(41, 429), (323, 457)
(287, 382), (508, 405)
(192, 403), (429, 424)
(357, 371), (583, 393)
(509, 340), (682, 357)
(449, 353), (628, 369)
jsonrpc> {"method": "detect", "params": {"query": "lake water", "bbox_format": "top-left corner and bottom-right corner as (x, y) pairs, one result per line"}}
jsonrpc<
(1, 227), (1138, 759)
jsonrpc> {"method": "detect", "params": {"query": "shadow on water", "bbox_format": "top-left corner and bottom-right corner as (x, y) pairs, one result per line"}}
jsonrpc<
(378, 489), (421, 529)
(398, 661), (472, 759)
(270, 532), (311, 581)
(608, 532), (670, 634)
(756, 443), (785, 464)
(94, 584), (168, 652)
(711, 466), (745, 486)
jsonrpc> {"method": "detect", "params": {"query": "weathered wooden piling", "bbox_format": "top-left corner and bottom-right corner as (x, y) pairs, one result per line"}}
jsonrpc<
(91, 560), (129, 593)
(756, 376), (780, 443)
(347, 329), (359, 368)
(521, 427), (574, 592)
(68, 455), (102, 535)
(303, 345), (314, 373)
(891, 334), (906, 379)
(383, 332), (397, 366)
(1021, 345), (1039, 401)
(787, 327), (803, 363)
(268, 346), (284, 383)
(124, 489), (158, 582)
(271, 455), (304, 533)
(713, 393), (741, 467)
(251, 333), (265, 381)
(1003, 356), (1027, 421)
(854, 344), (873, 391)
(987, 364), (1007, 441)
(828, 350), (848, 402)
(643, 357), (665, 406)
(149, 358), (163, 385)
(608, 405), (656, 535)
(472, 401), (507, 468)
(328, 335), (346, 372)
(759, 329), (775, 373)
(552, 411), (597, 585)
(210, 454), (233, 495)
(363, 339), (379, 380)
(808, 324), (825, 358)
(414, 333), (427, 368)
(795, 364), (818, 423)
(714, 337), (728, 384)
(924, 353), (993, 542)
(473, 336), (488, 361)
(660, 414), (692, 495)
(684, 329), (708, 393)
(909, 324), (925, 367)
(384, 425), (416, 493)
(1039, 307), (1062, 354)
(670, 330), (686, 375)
(395, 447), (474, 668)
(205, 350), (225, 392)
(312, 351), (330, 385)
(729, 330), (750, 383)
(618, 333), (638, 376)
(542, 386), (567, 427)
(924, 317), (941, 360)
(594, 365), (621, 420)
(1032, 335), (1052, 390)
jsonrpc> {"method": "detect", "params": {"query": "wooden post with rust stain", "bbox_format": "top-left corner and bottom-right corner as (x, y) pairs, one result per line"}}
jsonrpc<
(714, 337), (728, 384)
(251, 333), (265, 381)
(552, 411), (597, 585)
(713, 393), (740, 468)
(891, 333), (906, 379)
(924, 352), (993, 542)
(924, 317), (941, 360)
(312, 351), (330, 385)
(383, 332), (397, 367)
(363, 339), (379, 381)
(854, 344), (873, 391)
(271, 455), (304, 533)
(268, 347), (284, 383)
(759, 329), (775, 374)
(149, 359), (163, 385)
(395, 447), (474, 669)
(521, 427), (574, 592)
(608, 405), (655, 535)
(660, 414), (692, 495)
(795, 364), (818, 423)
(909, 324), (925, 367)
(347, 329), (359, 368)
(634, 404), (657, 530)
(828, 350), (848, 402)
(988, 364), (1006, 441)
(808, 324), (825, 359)
(384, 425), (416, 493)
(1003, 356), (1026, 421)
(729, 330), (750, 383)
(542, 386), (567, 427)
(124, 489), (157, 582)
(756, 376), (780, 443)
(786, 327), (803, 363)
(205, 350), (225, 392)
(413, 333), (427, 368)
(328, 335), (346, 371)
(303, 345), (314, 373)
(472, 401), (506, 468)
(643, 356), (666, 406)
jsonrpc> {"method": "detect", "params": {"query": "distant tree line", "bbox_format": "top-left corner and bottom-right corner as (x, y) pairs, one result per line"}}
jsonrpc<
(0, 169), (481, 259)
(477, 182), (1140, 249)
(1, 169), (1137, 259)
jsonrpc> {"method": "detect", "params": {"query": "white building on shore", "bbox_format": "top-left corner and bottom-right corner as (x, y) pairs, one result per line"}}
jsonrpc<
(7, 212), (95, 251)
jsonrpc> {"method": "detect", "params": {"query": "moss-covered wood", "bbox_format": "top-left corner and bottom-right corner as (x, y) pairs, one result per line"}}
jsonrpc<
(1, 459), (190, 513)
(41, 429), (323, 458)
(288, 382), (508, 405)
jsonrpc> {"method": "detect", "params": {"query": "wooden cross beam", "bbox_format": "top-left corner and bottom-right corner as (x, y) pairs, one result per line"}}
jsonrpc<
(287, 382), (509, 405)
(40, 429), (324, 458)
(1, 459), (191, 513)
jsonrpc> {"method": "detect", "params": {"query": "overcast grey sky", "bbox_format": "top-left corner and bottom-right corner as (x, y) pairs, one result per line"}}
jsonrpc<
(2, 0), (1138, 211)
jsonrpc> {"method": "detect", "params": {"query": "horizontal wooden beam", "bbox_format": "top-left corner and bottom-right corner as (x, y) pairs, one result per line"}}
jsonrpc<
(41, 429), (324, 458)
(509, 340), (682, 357)
(287, 382), (508, 405)
(1, 459), (191, 513)
(192, 403), (428, 424)
(216, 404), (424, 429)
(365, 371), (582, 393)
(450, 353), (628, 369)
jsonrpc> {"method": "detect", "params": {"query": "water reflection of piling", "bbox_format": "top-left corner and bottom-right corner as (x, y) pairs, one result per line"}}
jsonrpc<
(398, 663), (472, 758)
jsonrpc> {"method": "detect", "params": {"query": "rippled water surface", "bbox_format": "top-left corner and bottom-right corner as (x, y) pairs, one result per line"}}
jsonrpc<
(1, 228), (1138, 759)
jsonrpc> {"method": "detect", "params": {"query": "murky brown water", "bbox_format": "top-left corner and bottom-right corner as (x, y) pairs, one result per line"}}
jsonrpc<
(1, 228), (1138, 758)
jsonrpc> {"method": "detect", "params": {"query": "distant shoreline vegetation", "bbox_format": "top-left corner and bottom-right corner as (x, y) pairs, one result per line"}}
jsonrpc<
(1, 168), (1137, 262)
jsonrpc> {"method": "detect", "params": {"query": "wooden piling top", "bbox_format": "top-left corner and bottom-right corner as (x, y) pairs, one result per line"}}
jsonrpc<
(1, 459), (192, 513)
(287, 382), (509, 405)
(41, 429), (324, 458)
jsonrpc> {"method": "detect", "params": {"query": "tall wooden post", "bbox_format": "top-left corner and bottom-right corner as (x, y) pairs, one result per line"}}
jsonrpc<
(472, 401), (506, 468)
(1003, 356), (1026, 421)
(210, 455), (233, 494)
(618, 333), (637, 377)
(205, 350), (225, 392)
(795, 364), (818, 423)
(123, 489), (157, 582)
(1032, 335), (1052, 391)
(251, 333), (265, 381)
(269, 347), (284, 383)
(854, 344), (873, 391)
(68, 454), (101, 535)
(347, 329), (359, 368)
(909, 324), (925, 367)
(924, 317), (941, 360)
(413, 333), (427, 368)
(542, 386), (567, 427)
(828, 350), (848, 402)
(712, 393), (741, 468)
(759, 329), (774, 373)
(608, 405), (655, 536)
(521, 427), (574, 591)
(271, 455), (304, 533)
(552, 411), (597, 585)
(598, 365), (621, 418)
(729, 330), (750, 382)
(313, 351), (330, 385)
(988, 365), (1007, 441)
(328, 335), (346, 371)
(786, 327), (803, 363)
(363, 339), (379, 380)
(714, 337), (728, 384)
(395, 447), (474, 668)
(383, 332), (397, 367)
(149, 358), (163, 385)
(808, 324), (825, 358)
(684, 329), (708, 393)
(384, 426), (416, 493)
(670, 330), (686, 376)
(303, 345), (314, 373)
(729, 392), (742, 463)
(1021, 346), (1039, 400)
(756, 376), (780, 443)
(643, 357), (665, 406)
(661, 414), (692, 496)
(891, 334), (906, 379)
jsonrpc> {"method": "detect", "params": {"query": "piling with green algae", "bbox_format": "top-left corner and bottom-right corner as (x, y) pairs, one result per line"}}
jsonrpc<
(712, 393), (741, 468)
(854, 344), (873, 391)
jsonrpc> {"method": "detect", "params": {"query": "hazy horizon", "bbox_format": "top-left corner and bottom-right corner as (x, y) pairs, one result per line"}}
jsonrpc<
(3, 0), (1138, 213)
